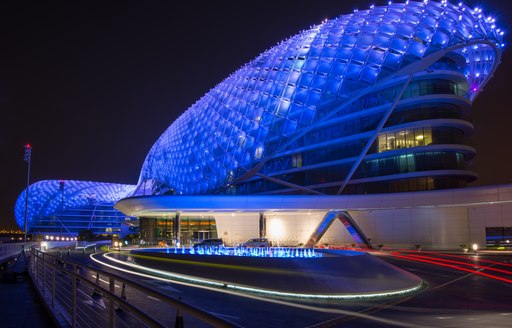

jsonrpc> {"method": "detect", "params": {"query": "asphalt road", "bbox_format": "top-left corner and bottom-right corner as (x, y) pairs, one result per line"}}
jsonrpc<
(62, 248), (512, 328)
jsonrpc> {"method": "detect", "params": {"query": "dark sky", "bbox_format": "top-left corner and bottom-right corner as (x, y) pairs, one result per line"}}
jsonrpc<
(1, 0), (511, 230)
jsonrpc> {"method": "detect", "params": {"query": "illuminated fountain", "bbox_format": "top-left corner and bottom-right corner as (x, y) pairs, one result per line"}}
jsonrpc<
(122, 246), (424, 300)
(168, 246), (322, 258)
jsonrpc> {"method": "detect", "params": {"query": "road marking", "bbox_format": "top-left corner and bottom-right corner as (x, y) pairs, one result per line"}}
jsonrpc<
(147, 295), (161, 302)
(402, 267), (453, 277)
(208, 311), (239, 320)
(141, 279), (182, 293)
(90, 253), (430, 328)
(90, 274), (120, 288)
(159, 285), (182, 293)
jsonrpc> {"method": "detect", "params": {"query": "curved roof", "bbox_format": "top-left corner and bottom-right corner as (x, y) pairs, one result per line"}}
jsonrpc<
(138, 0), (503, 195)
(116, 183), (512, 216)
(14, 180), (136, 230)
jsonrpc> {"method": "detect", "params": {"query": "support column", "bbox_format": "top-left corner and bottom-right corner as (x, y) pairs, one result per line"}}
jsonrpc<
(337, 211), (373, 249)
(173, 212), (181, 246)
(305, 211), (373, 249)
(304, 211), (338, 248)
(139, 217), (157, 245)
(259, 212), (266, 238)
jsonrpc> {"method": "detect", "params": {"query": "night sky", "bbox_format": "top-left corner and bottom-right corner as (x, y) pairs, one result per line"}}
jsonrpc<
(2, 0), (511, 230)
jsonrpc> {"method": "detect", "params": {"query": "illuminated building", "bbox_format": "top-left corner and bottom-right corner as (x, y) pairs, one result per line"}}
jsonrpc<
(135, 0), (503, 196)
(15, 1), (510, 248)
(14, 180), (136, 238)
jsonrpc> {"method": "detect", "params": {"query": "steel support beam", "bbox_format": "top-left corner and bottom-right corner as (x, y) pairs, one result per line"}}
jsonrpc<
(336, 75), (414, 194)
(305, 210), (373, 249)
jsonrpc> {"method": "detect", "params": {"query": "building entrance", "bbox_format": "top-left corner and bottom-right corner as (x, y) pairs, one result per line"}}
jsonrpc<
(139, 215), (217, 245)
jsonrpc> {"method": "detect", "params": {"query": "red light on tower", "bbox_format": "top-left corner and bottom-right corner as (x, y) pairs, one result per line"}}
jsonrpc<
(23, 144), (32, 163)
(23, 143), (33, 242)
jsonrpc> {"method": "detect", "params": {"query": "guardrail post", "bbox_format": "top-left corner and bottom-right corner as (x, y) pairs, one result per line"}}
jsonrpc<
(109, 277), (115, 327)
(72, 264), (77, 328)
(116, 282), (126, 311)
(92, 272), (102, 297)
(175, 297), (184, 328)
(42, 252), (45, 296)
(121, 283), (126, 301)
(28, 249), (33, 276)
(52, 257), (55, 307)
(34, 250), (38, 286)
(39, 251), (43, 286)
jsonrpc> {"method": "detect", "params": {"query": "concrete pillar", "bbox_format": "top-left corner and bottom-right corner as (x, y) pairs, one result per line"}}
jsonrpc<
(305, 211), (373, 249)
(140, 217), (157, 245)
(259, 212), (266, 238)
(173, 212), (181, 246)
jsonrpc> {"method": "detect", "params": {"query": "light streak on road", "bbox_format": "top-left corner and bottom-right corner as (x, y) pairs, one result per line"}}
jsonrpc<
(90, 252), (429, 328)
(390, 252), (512, 284)
(394, 253), (512, 275)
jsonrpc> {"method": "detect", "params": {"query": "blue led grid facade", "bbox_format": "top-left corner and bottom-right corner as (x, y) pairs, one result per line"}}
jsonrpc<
(136, 0), (503, 196)
(15, 180), (136, 236)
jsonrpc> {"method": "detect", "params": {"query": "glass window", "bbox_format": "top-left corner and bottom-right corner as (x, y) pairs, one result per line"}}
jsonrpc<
(409, 81), (420, 97)
(292, 153), (302, 168)
(377, 127), (432, 152)
(378, 134), (387, 152)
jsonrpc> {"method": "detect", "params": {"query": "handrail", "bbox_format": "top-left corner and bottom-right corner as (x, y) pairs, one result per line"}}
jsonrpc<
(28, 246), (242, 327)
(0, 242), (36, 263)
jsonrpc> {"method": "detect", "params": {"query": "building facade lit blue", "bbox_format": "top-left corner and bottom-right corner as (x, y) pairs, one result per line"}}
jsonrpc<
(15, 180), (136, 237)
(15, 1), (505, 245)
(136, 0), (503, 196)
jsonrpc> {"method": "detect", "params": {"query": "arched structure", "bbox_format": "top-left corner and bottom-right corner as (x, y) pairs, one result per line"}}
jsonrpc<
(14, 180), (136, 237)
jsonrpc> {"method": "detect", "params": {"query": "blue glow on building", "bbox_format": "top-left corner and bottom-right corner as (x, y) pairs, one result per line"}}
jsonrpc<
(15, 1), (505, 238)
(14, 180), (136, 236)
(135, 0), (503, 196)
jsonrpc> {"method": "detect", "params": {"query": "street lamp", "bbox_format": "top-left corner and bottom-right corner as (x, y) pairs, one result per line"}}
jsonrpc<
(23, 144), (32, 243)
(59, 180), (65, 238)
(472, 243), (479, 255)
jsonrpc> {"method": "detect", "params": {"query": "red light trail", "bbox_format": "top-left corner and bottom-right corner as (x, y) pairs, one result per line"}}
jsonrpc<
(390, 251), (512, 284)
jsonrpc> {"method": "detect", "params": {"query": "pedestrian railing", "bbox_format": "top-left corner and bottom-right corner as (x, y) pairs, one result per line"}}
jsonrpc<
(0, 242), (35, 264)
(28, 246), (241, 328)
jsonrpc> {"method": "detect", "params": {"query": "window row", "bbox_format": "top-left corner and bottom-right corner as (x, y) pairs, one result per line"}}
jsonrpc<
(362, 151), (467, 178)
(378, 127), (432, 152)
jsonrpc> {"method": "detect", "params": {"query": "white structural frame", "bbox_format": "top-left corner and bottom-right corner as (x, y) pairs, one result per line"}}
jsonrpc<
(116, 183), (512, 249)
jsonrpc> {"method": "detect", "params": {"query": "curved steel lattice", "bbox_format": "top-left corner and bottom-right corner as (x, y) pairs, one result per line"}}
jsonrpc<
(138, 0), (503, 196)
(14, 180), (136, 231)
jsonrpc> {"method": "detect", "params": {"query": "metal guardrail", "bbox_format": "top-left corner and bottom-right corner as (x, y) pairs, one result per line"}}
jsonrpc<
(0, 242), (35, 263)
(28, 247), (241, 328)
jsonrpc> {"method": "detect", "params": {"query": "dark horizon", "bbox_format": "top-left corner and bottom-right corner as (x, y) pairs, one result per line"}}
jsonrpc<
(2, 0), (511, 230)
